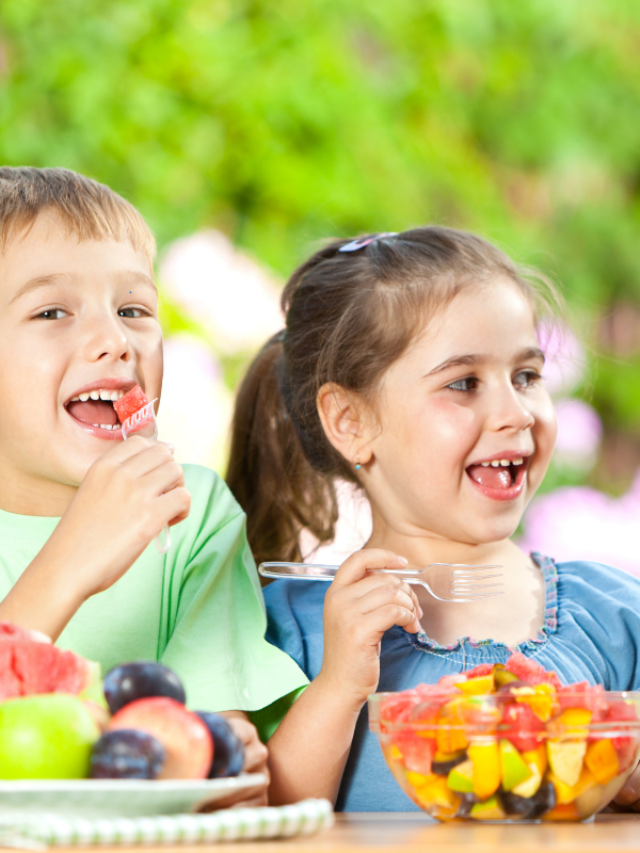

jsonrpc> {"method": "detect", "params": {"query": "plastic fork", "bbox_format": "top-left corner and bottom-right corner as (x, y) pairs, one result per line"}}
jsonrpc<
(121, 399), (171, 555)
(258, 561), (503, 603)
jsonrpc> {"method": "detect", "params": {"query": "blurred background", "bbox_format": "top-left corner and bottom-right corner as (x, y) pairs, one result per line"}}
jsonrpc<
(1, 0), (639, 570)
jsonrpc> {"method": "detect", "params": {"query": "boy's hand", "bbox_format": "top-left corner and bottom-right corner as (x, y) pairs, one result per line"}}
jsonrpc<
(0, 436), (190, 641)
(50, 435), (190, 599)
(198, 713), (270, 810)
(318, 549), (422, 708)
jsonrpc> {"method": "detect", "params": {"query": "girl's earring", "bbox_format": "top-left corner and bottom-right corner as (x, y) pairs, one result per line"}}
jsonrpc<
(355, 456), (362, 471)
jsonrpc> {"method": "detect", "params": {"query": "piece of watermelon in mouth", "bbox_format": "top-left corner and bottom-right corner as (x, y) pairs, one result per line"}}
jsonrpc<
(467, 463), (517, 490)
(113, 385), (155, 437)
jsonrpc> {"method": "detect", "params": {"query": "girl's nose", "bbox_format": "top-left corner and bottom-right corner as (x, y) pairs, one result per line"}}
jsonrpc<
(83, 312), (131, 364)
(487, 383), (535, 433)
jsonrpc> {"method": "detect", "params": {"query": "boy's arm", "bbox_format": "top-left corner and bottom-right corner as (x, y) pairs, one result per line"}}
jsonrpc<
(0, 436), (189, 641)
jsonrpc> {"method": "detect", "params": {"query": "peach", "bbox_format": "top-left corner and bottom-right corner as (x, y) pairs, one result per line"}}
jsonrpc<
(107, 697), (213, 779)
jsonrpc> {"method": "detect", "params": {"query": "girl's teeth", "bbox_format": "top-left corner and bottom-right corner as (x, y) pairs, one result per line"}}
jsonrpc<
(513, 458), (524, 465)
(79, 392), (90, 402)
(490, 460), (500, 467)
(481, 461), (490, 467)
(499, 459), (510, 467)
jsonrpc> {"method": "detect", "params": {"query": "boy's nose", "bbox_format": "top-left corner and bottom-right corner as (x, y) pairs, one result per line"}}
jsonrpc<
(83, 314), (131, 363)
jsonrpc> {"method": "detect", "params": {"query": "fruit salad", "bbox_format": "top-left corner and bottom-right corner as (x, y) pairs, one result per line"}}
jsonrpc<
(0, 622), (243, 781)
(369, 654), (640, 822)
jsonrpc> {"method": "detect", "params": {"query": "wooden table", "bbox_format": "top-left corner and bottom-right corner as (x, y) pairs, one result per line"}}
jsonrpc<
(42, 812), (640, 853)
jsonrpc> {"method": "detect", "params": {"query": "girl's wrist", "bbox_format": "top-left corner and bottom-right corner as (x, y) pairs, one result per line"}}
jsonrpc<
(314, 669), (371, 715)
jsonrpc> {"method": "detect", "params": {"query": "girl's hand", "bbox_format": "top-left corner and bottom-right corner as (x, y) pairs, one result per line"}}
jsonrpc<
(318, 548), (423, 707)
(613, 760), (640, 810)
(199, 713), (270, 809)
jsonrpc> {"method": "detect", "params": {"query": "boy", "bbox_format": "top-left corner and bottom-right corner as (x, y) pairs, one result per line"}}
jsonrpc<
(0, 167), (307, 801)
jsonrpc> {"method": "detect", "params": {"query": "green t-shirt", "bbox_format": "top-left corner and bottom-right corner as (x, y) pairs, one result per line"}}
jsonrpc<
(0, 464), (308, 727)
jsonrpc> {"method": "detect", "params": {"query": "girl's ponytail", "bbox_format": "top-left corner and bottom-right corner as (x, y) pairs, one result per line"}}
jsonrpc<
(226, 331), (338, 566)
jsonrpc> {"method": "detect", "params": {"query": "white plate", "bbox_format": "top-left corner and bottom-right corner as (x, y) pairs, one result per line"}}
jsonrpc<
(0, 774), (266, 817)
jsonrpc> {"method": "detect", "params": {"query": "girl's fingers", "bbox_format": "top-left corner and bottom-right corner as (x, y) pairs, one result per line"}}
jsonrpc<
(356, 583), (419, 621)
(356, 604), (422, 642)
(332, 549), (408, 587)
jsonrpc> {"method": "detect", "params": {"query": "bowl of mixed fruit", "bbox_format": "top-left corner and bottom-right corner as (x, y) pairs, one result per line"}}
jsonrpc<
(369, 653), (640, 822)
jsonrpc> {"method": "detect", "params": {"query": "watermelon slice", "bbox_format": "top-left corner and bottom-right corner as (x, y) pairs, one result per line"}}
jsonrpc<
(113, 385), (150, 424)
(505, 652), (562, 690)
(0, 623), (102, 704)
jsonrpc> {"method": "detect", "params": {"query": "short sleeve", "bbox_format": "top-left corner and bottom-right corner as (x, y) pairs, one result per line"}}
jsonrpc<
(158, 465), (308, 713)
(554, 560), (640, 692)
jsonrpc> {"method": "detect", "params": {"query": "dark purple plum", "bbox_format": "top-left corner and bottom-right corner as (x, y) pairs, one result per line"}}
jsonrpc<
(195, 712), (244, 778)
(432, 749), (467, 776)
(502, 782), (556, 820)
(90, 729), (166, 779)
(104, 662), (186, 714)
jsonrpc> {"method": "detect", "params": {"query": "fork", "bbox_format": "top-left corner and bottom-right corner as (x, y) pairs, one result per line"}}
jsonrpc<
(258, 562), (504, 603)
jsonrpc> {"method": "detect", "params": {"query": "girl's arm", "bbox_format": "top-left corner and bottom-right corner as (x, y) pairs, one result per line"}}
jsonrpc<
(266, 550), (422, 805)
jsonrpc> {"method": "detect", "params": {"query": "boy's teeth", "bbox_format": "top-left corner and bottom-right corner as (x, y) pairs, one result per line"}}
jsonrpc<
(89, 390), (100, 400)
(99, 390), (112, 401)
(71, 388), (126, 403)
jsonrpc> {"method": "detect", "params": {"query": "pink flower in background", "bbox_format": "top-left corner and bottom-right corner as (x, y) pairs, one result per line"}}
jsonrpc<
(160, 231), (283, 354)
(553, 398), (603, 469)
(157, 335), (232, 471)
(519, 468), (640, 575)
(537, 320), (586, 397)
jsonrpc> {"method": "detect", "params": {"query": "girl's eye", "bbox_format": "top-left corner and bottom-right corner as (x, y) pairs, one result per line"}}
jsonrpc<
(34, 308), (68, 320)
(447, 377), (478, 392)
(118, 307), (149, 319)
(514, 370), (541, 388)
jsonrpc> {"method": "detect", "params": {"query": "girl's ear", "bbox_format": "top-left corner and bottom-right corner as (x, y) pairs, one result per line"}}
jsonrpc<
(316, 382), (375, 467)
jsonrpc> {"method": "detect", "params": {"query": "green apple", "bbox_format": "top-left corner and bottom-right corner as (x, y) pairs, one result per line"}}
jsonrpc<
(470, 795), (506, 820)
(499, 739), (533, 791)
(0, 694), (100, 779)
(447, 759), (475, 793)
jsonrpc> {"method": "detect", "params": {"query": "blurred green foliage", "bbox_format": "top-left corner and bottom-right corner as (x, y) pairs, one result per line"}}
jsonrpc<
(1, 0), (640, 486)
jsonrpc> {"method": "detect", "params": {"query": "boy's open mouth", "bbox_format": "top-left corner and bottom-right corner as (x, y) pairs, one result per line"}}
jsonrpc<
(465, 454), (530, 499)
(64, 383), (134, 438)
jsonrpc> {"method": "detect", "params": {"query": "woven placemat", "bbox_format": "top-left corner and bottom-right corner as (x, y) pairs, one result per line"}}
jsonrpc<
(0, 799), (334, 848)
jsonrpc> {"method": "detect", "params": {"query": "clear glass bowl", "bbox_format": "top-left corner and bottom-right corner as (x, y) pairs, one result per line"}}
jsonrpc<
(368, 689), (640, 822)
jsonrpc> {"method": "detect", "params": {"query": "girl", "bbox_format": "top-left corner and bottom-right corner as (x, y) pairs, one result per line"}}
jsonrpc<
(227, 227), (640, 811)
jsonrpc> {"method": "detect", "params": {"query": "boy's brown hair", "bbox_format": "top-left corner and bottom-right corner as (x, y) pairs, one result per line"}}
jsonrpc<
(0, 167), (156, 268)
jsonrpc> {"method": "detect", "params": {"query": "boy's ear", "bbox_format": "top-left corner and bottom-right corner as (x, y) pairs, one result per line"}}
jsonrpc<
(316, 382), (375, 467)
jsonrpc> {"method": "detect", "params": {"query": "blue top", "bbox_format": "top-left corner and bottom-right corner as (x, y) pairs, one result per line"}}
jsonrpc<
(263, 554), (640, 812)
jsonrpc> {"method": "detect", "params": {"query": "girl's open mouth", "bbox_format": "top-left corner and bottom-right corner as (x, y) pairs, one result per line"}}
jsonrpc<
(64, 386), (128, 440)
(465, 455), (529, 501)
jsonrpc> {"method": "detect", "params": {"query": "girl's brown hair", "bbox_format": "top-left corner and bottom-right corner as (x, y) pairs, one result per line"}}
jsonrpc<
(226, 226), (561, 566)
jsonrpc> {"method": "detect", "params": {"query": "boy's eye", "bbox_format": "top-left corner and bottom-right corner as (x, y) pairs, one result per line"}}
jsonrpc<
(447, 377), (478, 392)
(118, 307), (148, 319)
(34, 308), (68, 320)
(514, 370), (541, 388)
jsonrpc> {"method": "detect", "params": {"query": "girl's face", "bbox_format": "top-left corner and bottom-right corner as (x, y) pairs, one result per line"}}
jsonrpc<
(363, 277), (557, 546)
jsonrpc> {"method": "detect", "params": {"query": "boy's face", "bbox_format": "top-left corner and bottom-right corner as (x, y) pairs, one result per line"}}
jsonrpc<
(0, 212), (163, 511)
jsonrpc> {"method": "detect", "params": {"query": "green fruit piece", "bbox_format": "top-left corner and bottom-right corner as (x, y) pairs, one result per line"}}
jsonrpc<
(547, 740), (587, 787)
(512, 759), (542, 798)
(500, 739), (533, 791)
(470, 795), (506, 820)
(0, 694), (99, 779)
(79, 660), (107, 707)
(447, 759), (475, 793)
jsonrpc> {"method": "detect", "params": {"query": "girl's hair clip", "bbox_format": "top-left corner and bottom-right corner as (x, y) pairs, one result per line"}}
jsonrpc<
(338, 232), (398, 253)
